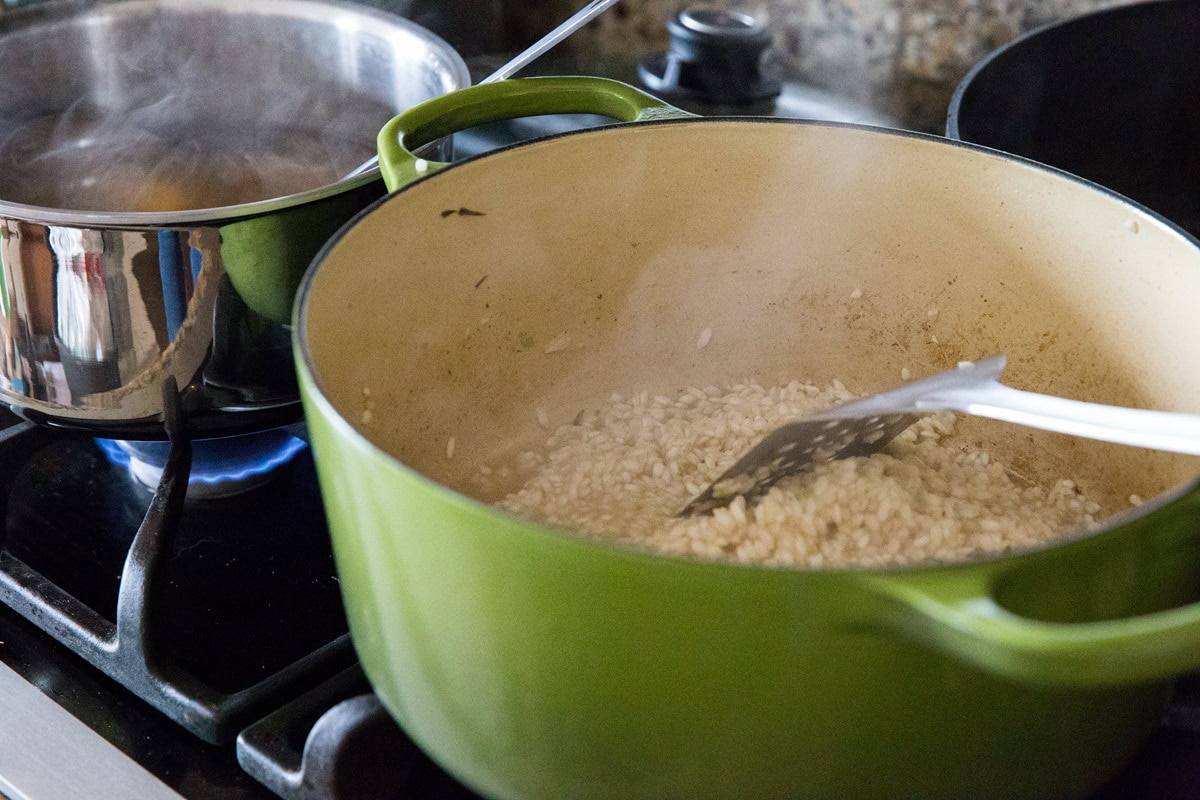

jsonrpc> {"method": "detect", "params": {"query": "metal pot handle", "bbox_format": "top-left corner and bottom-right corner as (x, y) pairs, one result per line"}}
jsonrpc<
(375, 76), (693, 192)
(865, 485), (1200, 687)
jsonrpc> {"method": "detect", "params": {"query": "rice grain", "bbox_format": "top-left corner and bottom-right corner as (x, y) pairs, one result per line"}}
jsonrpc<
(499, 377), (1111, 568)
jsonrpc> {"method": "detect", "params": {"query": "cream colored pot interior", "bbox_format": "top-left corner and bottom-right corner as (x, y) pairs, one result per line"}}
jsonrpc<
(304, 121), (1200, 518)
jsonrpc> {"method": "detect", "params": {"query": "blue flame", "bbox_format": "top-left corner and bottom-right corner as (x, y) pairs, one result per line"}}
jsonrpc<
(97, 430), (306, 487)
(95, 437), (132, 466)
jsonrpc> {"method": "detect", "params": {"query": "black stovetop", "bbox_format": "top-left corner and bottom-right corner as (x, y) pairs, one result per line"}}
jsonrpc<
(5, 433), (342, 694)
(0, 407), (335, 799)
(4, 405), (1200, 800)
(0, 406), (481, 800)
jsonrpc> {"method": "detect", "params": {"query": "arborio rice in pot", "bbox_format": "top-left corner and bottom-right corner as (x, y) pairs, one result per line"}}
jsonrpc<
(498, 378), (1110, 568)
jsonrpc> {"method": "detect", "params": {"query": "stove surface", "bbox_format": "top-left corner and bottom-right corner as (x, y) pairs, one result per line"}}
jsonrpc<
(0, 605), (275, 800)
(5, 437), (342, 693)
(0, 408), (343, 799)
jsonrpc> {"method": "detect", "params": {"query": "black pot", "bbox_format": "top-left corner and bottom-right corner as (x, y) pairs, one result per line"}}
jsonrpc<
(946, 0), (1200, 237)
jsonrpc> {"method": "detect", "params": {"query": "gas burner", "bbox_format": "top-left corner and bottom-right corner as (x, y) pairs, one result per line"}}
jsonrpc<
(97, 429), (306, 499)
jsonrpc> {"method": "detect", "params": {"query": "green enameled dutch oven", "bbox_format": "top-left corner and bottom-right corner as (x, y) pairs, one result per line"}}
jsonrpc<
(294, 77), (1200, 800)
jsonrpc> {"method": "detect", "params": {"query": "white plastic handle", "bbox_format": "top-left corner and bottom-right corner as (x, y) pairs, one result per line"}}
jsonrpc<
(921, 382), (1200, 456)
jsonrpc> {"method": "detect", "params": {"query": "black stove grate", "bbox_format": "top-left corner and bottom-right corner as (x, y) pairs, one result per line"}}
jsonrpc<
(237, 665), (480, 800)
(232, 666), (1200, 800)
(0, 386), (354, 744)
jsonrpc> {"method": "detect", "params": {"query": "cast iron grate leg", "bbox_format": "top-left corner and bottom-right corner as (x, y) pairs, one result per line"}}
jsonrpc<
(0, 382), (353, 743)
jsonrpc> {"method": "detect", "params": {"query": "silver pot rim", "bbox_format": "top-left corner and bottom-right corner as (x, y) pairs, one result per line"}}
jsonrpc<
(0, 168), (385, 227)
(0, 0), (472, 227)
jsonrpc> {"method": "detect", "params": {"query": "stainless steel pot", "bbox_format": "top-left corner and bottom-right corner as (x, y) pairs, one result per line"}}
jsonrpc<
(0, 0), (468, 438)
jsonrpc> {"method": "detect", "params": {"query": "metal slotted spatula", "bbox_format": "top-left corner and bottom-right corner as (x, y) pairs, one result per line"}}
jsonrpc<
(680, 355), (1200, 516)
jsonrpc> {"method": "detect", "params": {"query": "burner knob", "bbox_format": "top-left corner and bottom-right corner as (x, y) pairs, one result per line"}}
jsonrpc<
(638, 6), (782, 108)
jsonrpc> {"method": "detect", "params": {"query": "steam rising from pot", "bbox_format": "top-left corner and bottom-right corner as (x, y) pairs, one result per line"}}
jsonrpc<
(0, 2), (410, 213)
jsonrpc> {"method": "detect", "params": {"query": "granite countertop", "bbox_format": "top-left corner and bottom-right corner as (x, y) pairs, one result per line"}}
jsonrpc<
(515, 0), (1139, 132)
(0, 0), (1144, 132)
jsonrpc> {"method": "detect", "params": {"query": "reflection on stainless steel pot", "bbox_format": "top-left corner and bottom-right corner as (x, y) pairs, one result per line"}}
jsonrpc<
(51, 227), (125, 401)
(0, 0), (469, 438)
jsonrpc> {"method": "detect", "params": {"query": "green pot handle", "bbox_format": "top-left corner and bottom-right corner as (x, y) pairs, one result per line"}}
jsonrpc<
(376, 77), (693, 192)
(865, 486), (1200, 687)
